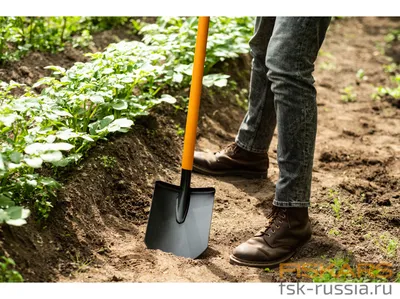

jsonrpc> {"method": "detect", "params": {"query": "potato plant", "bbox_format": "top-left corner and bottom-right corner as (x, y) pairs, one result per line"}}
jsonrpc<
(0, 17), (254, 225)
(0, 17), (137, 64)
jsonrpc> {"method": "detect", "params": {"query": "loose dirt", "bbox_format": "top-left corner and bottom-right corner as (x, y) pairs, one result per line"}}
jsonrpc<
(0, 17), (399, 282)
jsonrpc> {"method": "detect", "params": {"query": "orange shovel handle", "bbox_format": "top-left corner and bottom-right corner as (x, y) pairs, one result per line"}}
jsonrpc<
(181, 16), (210, 171)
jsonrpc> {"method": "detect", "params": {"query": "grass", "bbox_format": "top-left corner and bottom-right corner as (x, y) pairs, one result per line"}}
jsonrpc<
(69, 252), (92, 275)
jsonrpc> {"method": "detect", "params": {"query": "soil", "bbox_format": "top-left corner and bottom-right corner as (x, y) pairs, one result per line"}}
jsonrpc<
(0, 17), (399, 282)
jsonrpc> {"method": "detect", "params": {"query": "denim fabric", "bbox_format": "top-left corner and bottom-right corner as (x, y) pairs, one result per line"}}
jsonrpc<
(235, 17), (331, 207)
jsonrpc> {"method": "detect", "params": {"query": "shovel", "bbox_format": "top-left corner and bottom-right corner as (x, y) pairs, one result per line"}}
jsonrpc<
(144, 17), (215, 259)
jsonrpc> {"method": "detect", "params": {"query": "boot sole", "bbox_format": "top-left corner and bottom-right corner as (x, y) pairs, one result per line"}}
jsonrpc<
(229, 236), (311, 268)
(193, 164), (267, 179)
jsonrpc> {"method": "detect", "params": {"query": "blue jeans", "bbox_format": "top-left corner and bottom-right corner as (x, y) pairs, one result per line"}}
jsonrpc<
(235, 17), (331, 207)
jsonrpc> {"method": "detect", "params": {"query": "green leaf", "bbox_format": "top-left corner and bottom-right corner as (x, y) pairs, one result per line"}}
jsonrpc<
(112, 118), (134, 128)
(202, 74), (230, 87)
(25, 142), (74, 154)
(44, 65), (66, 75)
(112, 100), (128, 110)
(0, 114), (21, 127)
(5, 218), (27, 226)
(40, 178), (60, 187)
(7, 163), (23, 170)
(172, 73), (183, 83)
(0, 195), (15, 208)
(6, 206), (22, 219)
(0, 155), (4, 170)
(5, 206), (30, 226)
(9, 152), (22, 164)
(56, 129), (79, 140)
(40, 151), (63, 163)
(89, 95), (105, 104)
(24, 157), (43, 168)
(99, 115), (114, 129)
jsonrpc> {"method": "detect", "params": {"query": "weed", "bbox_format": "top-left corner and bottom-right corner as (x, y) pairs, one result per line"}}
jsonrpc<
(328, 228), (341, 236)
(175, 124), (185, 137)
(372, 73), (400, 102)
(384, 28), (400, 44)
(69, 252), (92, 274)
(328, 189), (341, 219)
(264, 267), (272, 273)
(318, 50), (334, 58)
(356, 69), (368, 81)
(352, 215), (364, 226)
(383, 63), (398, 74)
(340, 86), (357, 102)
(319, 61), (336, 71)
(375, 232), (399, 258)
(99, 155), (117, 169)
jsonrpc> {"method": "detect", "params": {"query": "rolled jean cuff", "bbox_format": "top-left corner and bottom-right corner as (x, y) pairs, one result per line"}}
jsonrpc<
(235, 136), (269, 154)
(273, 199), (310, 208)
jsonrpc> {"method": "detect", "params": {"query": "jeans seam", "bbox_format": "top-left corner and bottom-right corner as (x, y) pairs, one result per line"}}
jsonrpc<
(273, 200), (310, 207)
(235, 138), (268, 154)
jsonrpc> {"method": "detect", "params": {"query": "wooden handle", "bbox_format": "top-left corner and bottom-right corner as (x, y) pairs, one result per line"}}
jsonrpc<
(181, 16), (209, 171)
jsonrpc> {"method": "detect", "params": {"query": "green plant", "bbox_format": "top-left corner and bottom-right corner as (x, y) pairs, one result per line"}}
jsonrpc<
(319, 61), (336, 71)
(340, 86), (357, 102)
(328, 189), (341, 219)
(175, 124), (185, 137)
(99, 155), (117, 168)
(0, 17), (139, 65)
(331, 198), (341, 219)
(0, 17), (255, 225)
(0, 256), (23, 282)
(376, 233), (399, 258)
(373, 73), (400, 103)
(69, 252), (92, 274)
(356, 69), (368, 81)
(383, 63), (398, 74)
(384, 28), (400, 44)
(328, 228), (341, 236)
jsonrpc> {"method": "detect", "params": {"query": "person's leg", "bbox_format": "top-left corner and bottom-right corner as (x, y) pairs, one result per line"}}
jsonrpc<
(235, 17), (276, 153)
(193, 17), (275, 178)
(230, 17), (331, 267)
(268, 17), (331, 208)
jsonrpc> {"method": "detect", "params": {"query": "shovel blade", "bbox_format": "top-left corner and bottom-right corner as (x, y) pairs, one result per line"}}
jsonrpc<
(145, 181), (215, 259)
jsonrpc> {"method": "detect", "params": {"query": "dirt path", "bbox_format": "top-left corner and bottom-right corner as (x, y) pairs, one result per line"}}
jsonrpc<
(1, 17), (399, 282)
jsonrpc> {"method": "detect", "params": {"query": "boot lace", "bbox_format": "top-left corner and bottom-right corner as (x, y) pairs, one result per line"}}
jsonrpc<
(256, 206), (287, 237)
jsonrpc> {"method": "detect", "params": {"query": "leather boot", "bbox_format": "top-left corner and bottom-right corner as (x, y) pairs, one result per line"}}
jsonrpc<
(193, 142), (268, 178)
(230, 206), (311, 267)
